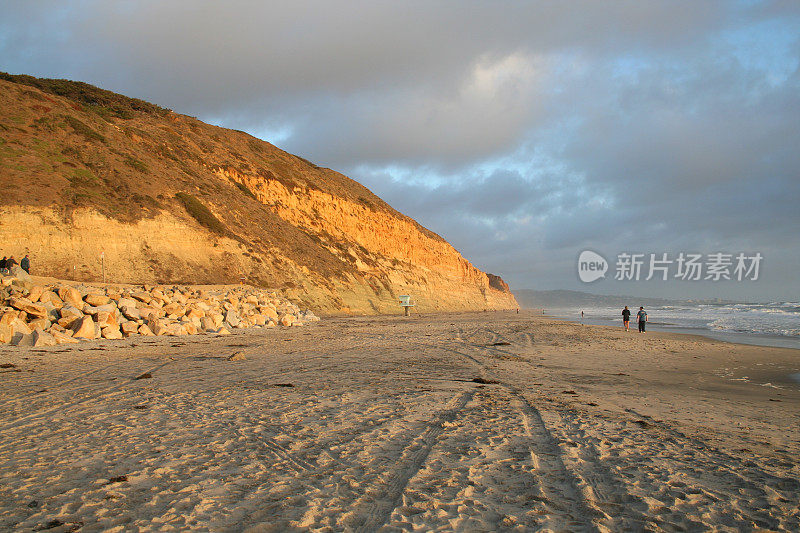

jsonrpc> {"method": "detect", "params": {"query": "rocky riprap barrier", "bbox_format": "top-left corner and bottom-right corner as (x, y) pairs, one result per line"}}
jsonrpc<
(0, 267), (319, 347)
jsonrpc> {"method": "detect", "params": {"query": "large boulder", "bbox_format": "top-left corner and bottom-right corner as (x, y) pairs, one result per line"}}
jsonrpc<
(39, 290), (64, 307)
(41, 301), (60, 322)
(130, 291), (153, 304)
(27, 285), (45, 303)
(59, 305), (84, 321)
(224, 309), (241, 328)
(116, 297), (137, 308)
(148, 319), (169, 336)
(137, 306), (159, 320)
(302, 310), (320, 322)
(101, 325), (123, 340)
(51, 330), (79, 344)
(71, 316), (97, 339)
(162, 302), (185, 317)
(94, 310), (119, 329)
(93, 303), (118, 314)
(260, 307), (279, 321)
(84, 293), (111, 307)
(31, 329), (58, 347)
(166, 323), (186, 336)
(150, 288), (167, 300)
(209, 312), (224, 328)
(119, 305), (141, 321)
(0, 323), (12, 343)
(185, 306), (204, 320)
(199, 316), (217, 332)
(9, 297), (48, 319)
(10, 317), (32, 337)
(9, 265), (31, 282)
(27, 317), (51, 331)
(120, 321), (139, 336)
(11, 332), (34, 347)
(106, 287), (122, 301)
(0, 312), (18, 328)
(172, 291), (188, 305)
(58, 286), (84, 308)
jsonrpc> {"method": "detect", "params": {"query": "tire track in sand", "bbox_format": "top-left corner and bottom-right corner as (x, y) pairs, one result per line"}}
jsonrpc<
(543, 406), (653, 531)
(431, 339), (603, 531)
(0, 338), (379, 434)
(348, 390), (474, 533)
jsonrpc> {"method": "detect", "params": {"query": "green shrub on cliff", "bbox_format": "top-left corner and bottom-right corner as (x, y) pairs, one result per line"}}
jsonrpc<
(64, 116), (105, 143)
(124, 155), (148, 173)
(234, 181), (257, 200)
(1, 72), (171, 119)
(175, 192), (227, 235)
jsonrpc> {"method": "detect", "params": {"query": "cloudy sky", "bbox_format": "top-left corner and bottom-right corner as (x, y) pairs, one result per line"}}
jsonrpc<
(2, 1), (799, 301)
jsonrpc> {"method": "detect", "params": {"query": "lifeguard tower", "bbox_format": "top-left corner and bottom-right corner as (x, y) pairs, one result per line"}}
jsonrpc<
(399, 295), (415, 316)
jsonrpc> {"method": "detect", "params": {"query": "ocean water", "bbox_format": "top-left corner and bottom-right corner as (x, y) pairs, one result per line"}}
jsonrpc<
(549, 301), (800, 350)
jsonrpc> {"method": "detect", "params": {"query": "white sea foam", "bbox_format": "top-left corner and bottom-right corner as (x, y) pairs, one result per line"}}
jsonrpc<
(556, 301), (800, 342)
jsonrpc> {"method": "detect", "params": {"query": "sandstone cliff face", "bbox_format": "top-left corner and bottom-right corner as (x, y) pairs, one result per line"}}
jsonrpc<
(0, 74), (517, 314)
(487, 273), (511, 293)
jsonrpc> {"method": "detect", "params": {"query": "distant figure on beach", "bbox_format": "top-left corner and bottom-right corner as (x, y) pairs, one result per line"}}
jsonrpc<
(6, 256), (17, 270)
(0, 256), (6, 273)
(637, 306), (648, 333)
(20, 254), (30, 274)
(581, 310), (584, 325)
(622, 306), (631, 331)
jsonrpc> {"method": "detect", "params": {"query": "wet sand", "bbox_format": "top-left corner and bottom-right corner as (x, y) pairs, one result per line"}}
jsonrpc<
(1, 310), (798, 531)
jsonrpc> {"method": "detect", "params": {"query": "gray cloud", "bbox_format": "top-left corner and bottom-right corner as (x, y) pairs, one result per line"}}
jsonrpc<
(1, 1), (799, 300)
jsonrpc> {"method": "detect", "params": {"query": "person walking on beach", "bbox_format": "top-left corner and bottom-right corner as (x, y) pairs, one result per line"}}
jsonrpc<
(622, 306), (631, 331)
(20, 254), (30, 274)
(0, 256), (6, 274)
(637, 306), (648, 333)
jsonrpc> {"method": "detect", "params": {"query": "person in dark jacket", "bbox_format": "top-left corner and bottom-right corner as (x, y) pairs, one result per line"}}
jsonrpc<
(622, 306), (631, 331)
(6, 256), (17, 269)
(0, 257), (6, 272)
(20, 255), (30, 274)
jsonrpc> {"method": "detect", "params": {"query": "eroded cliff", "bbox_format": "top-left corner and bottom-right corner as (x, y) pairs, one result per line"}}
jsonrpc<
(0, 74), (517, 314)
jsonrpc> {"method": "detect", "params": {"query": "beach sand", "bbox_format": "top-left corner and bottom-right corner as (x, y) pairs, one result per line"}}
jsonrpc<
(1, 310), (798, 531)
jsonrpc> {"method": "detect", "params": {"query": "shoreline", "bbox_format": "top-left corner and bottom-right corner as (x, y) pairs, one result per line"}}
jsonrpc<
(539, 310), (800, 388)
(537, 307), (800, 351)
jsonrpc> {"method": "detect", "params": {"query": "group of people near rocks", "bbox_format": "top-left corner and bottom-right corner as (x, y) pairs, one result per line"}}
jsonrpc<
(622, 305), (648, 332)
(0, 255), (29, 275)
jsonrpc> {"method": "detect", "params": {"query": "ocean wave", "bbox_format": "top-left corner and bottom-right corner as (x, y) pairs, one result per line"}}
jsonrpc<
(754, 308), (798, 315)
(568, 303), (800, 338)
(708, 317), (800, 337)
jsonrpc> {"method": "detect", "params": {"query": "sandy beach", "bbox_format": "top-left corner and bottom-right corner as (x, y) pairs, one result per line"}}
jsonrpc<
(1, 310), (798, 531)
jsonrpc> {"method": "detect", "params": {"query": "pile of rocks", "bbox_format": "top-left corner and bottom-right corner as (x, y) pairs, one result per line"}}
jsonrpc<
(0, 268), (319, 347)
